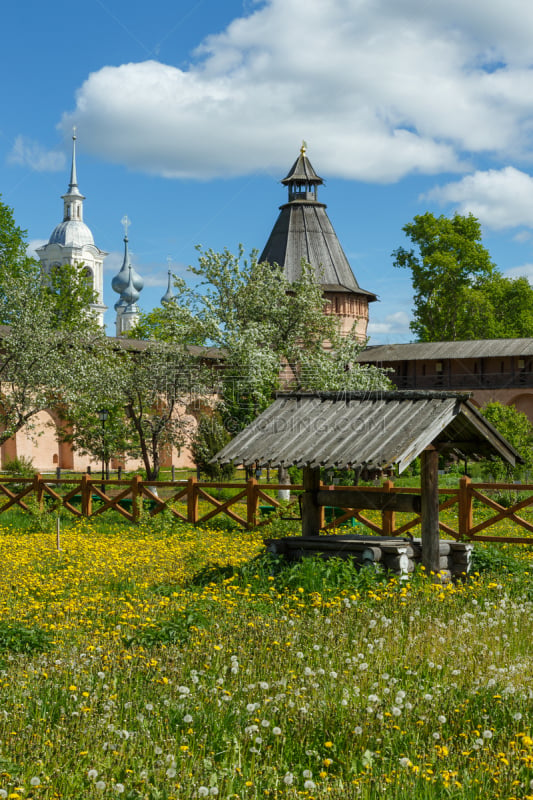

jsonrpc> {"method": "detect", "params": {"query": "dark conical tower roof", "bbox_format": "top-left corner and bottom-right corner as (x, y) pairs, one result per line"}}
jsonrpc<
(259, 144), (377, 300)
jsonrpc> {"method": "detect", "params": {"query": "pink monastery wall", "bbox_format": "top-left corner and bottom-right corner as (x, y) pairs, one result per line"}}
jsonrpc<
(467, 389), (533, 422)
(0, 408), (197, 473)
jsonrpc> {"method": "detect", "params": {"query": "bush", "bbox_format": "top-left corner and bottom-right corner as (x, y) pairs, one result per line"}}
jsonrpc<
(190, 414), (235, 481)
(2, 455), (35, 479)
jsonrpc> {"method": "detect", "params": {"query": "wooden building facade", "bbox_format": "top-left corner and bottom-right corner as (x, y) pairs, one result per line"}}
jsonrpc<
(359, 339), (533, 423)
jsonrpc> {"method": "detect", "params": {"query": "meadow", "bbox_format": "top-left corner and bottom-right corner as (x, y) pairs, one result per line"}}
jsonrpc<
(0, 509), (532, 800)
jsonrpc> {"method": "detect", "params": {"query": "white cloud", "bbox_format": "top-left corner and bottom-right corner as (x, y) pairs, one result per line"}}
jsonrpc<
(27, 239), (48, 259)
(8, 136), (65, 172)
(424, 167), (533, 229)
(103, 250), (126, 274)
(367, 311), (411, 336)
(142, 272), (171, 288)
(504, 263), (533, 282)
(57, 0), (533, 182)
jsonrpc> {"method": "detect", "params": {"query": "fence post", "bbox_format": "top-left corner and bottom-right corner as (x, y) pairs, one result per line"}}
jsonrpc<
(382, 479), (396, 536)
(247, 477), (258, 529)
(187, 476), (198, 524)
(81, 473), (92, 517)
(34, 473), (44, 512)
(131, 475), (142, 522)
(458, 475), (472, 539)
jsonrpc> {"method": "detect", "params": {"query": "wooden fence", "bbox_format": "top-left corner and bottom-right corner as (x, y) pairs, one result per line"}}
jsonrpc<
(1, 473), (533, 544)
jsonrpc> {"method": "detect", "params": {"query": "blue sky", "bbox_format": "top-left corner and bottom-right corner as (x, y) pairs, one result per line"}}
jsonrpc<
(4, 0), (533, 343)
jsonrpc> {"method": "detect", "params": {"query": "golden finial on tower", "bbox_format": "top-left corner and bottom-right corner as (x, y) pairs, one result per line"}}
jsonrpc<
(300, 140), (307, 156)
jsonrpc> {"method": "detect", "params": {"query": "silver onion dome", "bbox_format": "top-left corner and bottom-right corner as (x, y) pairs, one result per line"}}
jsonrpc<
(112, 234), (144, 296)
(161, 269), (175, 304)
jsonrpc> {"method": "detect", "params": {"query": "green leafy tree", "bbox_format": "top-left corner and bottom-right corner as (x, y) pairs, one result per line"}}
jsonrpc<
(128, 277), (207, 345)
(121, 341), (212, 481)
(393, 212), (533, 342)
(393, 212), (497, 341)
(0, 196), (107, 447)
(57, 399), (133, 474)
(62, 339), (212, 482)
(190, 414), (235, 480)
(134, 246), (391, 434)
(479, 402), (533, 481)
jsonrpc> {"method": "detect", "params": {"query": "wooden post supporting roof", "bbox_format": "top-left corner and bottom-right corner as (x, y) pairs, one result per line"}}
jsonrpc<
(301, 466), (322, 536)
(421, 447), (440, 574)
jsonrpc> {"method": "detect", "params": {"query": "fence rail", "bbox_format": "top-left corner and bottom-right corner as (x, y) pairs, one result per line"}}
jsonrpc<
(1, 474), (533, 544)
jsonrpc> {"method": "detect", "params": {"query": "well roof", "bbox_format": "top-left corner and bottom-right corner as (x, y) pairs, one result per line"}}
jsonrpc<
(212, 391), (520, 473)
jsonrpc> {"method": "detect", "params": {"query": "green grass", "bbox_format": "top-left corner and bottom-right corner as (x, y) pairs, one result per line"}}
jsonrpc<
(0, 515), (532, 798)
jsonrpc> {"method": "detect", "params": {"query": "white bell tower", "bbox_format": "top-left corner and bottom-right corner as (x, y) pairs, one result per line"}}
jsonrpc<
(36, 130), (108, 326)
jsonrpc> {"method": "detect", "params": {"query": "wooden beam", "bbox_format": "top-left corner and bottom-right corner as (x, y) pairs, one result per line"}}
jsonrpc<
(421, 447), (440, 574)
(316, 489), (421, 513)
(301, 466), (322, 537)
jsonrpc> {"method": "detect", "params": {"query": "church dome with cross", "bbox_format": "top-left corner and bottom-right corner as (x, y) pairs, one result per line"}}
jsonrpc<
(111, 215), (144, 336)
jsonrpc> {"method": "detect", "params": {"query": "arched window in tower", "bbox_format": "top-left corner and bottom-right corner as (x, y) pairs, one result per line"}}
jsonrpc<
(82, 266), (94, 289)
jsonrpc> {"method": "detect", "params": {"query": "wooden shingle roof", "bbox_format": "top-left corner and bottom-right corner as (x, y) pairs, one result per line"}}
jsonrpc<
(259, 150), (377, 300)
(360, 338), (533, 362)
(212, 391), (520, 473)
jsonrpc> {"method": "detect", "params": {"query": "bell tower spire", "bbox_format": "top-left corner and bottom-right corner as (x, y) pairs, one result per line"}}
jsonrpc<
(62, 129), (84, 223)
(69, 126), (79, 192)
(36, 129), (108, 327)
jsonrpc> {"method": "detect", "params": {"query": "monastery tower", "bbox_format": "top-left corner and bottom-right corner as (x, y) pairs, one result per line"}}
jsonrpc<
(259, 144), (377, 338)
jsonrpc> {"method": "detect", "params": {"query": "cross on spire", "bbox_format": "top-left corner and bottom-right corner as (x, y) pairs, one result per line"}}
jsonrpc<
(121, 215), (131, 238)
